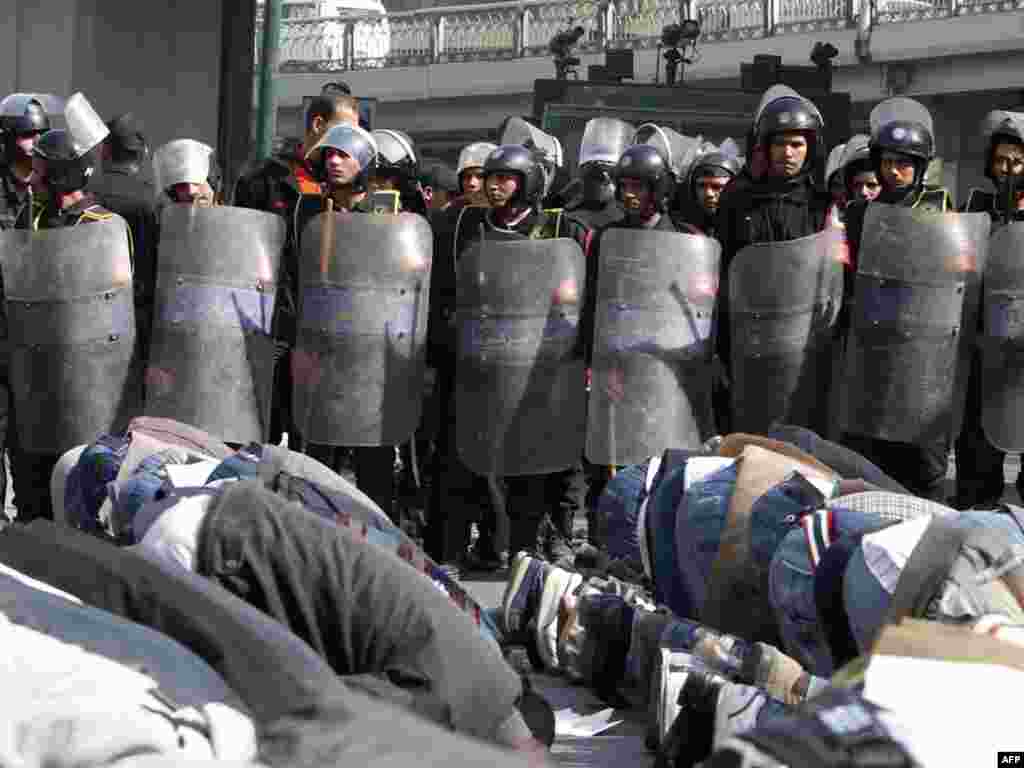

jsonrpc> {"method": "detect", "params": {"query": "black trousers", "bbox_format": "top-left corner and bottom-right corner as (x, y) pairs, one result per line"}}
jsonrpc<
(306, 443), (397, 525)
(954, 352), (1021, 508)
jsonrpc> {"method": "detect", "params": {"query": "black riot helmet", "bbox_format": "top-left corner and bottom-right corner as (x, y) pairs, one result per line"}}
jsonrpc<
(751, 86), (824, 177)
(688, 141), (743, 202)
(868, 97), (935, 192)
(981, 110), (1024, 183)
(33, 129), (98, 195)
(0, 94), (54, 165)
(579, 161), (616, 206)
(483, 144), (546, 208)
(614, 144), (675, 213)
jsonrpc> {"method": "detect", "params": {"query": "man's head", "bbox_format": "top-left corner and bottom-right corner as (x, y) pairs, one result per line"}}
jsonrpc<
(695, 172), (732, 214)
(103, 113), (148, 170)
(577, 117), (635, 206)
(418, 162), (458, 210)
(614, 144), (673, 220)
(0, 94), (52, 167)
(152, 139), (220, 206)
(32, 128), (97, 197)
(306, 124), (377, 192)
(457, 142), (497, 206)
(303, 93), (360, 155)
(990, 137), (1024, 181)
(869, 98), (935, 195)
(579, 161), (616, 206)
(752, 89), (823, 180)
(482, 144), (544, 210)
(369, 129), (425, 213)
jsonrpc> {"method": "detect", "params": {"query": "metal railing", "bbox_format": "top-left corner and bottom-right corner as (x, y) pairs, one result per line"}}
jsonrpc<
(256, 0), (1024, 72)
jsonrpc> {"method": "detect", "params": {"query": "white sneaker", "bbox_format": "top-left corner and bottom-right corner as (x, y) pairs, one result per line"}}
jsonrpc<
(534, 566), (582, 671)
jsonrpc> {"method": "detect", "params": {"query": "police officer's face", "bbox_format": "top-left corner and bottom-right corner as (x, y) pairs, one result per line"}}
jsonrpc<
(171, 182), (215, 207)
(324, 148), (360, 187)
(879, 152), (917, 189)
(991, 141), (1024, 180)
(486, 172), (518, 207)
(697, 174), (730, 213)
(462, 168), (485, 195)
(14, 132), (41, 160)
(849, 171), (881, 202)
(769, 133), (808, 177)
(619, 178), (653, 214)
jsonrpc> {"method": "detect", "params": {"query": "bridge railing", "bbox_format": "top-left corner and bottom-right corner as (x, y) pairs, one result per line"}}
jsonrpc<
(257, 0), (1022, 72)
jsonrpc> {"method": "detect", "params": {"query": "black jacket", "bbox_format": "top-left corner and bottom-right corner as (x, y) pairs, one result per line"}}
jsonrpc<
(0, 166), (36, 230)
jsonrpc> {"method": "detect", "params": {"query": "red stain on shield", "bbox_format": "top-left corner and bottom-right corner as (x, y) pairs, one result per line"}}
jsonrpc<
(602, 368), (626, 403)
(553, 278), (579, 304)
(145, 366), (175, 398)
(291, 348), (323, 389)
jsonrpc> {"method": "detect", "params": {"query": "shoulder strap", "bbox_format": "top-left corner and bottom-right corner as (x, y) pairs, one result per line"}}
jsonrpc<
(880, 515), (968, 639)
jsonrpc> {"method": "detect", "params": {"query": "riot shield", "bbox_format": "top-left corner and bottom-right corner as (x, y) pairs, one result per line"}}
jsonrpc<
(729, 230), (845, 435)
(982, 222), (1024, 452)
(145, 205), (285, 444)
(455, 238), (586, 476)
(0, 217), (140, 454)
(293, 211), (432, 447)
(841, 204), (989, 444)
(634, 124), (702, 179)
(586, 229), (719, 466)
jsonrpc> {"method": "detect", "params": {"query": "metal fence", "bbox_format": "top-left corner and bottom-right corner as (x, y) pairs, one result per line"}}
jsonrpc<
(256, 0), (1021, 72)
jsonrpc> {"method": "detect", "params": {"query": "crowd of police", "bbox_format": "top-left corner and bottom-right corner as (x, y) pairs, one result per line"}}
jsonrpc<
(0, 79), (1024, 767)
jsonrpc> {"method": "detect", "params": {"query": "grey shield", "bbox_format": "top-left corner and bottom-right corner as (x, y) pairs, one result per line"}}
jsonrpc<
(586, 228), (720, 466)
(982, 222), (1024, 452)
(841, 204), (989, 444)
(0, 217), (140, 454)
(729, 230), (845, 435)
(145, 205), (284, 444)
(455, 238), (586, 476)
(293, 211), (432, 447)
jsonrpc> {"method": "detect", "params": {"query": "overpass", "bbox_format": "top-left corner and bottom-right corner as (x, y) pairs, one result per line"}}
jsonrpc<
(269, 0), (1024, 198)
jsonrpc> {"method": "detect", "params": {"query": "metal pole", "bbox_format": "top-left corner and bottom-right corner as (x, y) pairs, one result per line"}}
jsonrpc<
(255, 0), (283, 162)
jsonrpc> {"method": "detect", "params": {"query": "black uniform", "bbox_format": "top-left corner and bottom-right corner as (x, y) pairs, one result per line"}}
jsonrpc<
(10, 196), (124, 522)
(715, 170), (831, 433)
(234, 151), (325, 449)
(954, 187), (1024, 508)
(841, 185), (953, 500)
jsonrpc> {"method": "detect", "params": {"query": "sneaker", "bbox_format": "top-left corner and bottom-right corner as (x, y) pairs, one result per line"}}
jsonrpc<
(502, 553), (549, 635)
(646, 650), (704, 752)
(657, 666), (728, 768)
(535, 566), (583, 671)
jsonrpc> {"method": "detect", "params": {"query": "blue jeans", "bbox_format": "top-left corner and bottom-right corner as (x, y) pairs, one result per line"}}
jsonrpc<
(600, 461), (648, 566)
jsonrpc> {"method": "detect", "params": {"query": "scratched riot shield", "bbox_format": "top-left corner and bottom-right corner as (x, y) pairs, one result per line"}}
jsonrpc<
(982, 221), (1024, 452)
(0, 217), (140, 454)
(728, 230), (845, 435)
(455, 238), (586, 476)
(144, 205), (284, 444)
(841, 204), (989, 444)
(586, 229), (720, 466)
(293, 211), (432, 447)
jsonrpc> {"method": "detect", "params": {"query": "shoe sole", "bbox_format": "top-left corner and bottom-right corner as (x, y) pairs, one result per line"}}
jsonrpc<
(535, 568), (583, 671)
(502, 551), (536, 633)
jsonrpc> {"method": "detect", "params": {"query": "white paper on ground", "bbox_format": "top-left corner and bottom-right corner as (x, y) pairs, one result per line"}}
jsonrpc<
(165, 460), (222, 488)
(864, 654), (1021, 768)
(554, 707), (624, 737)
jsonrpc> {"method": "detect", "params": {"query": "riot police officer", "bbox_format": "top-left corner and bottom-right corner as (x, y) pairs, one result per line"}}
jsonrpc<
(453, 142), (496, 210)
(841, 97), (959, 500)
(235, 92), (362, 450)
(6, 95), (136, 523)
(839, 134), (881, 206)
(450, 142), (590, 564)
(676, 139), (743, 239)
(715, 86), (832, 434)
(0, 94), (56, 229)
(955, 110), (1024, 509)
(154, 140), (224, 208)
(564, 118), (631, 234)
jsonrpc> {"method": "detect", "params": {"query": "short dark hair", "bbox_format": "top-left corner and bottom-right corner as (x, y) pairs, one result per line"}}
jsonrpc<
(305, 94), (360, 132)
(321, 81), (352, 96)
